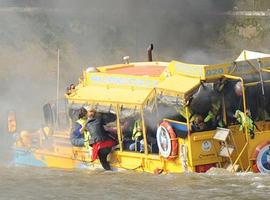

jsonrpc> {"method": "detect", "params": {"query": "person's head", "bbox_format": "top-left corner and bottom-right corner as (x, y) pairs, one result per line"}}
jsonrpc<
(89, 108), (96, 119)
(84, 106), (96, 119)
(66, 87), (71, 95)
(234, 81), (243, 96)
(70, 84), (75, 90)
(78, 107), (88, 119)
(194, 115), (203, 124)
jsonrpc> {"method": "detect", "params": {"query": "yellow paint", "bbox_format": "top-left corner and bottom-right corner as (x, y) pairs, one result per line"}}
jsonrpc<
(16, 52), (270, 173)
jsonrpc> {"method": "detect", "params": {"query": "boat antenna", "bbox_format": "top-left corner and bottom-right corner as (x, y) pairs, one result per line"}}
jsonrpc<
(56, 48), (60, 128)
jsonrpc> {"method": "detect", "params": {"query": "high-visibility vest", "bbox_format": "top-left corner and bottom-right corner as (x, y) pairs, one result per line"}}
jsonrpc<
(204, 111), (215, 123)
(132, 120), (143, 141)
(76, 119), (91, 149)
(235, 110), (254, 132)
(204, 101), (221, 123)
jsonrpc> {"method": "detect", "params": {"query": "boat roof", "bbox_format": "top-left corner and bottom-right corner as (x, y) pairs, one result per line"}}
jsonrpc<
(235, 50), (270, 62)
(97, 62), (168, 77)
(68, 85), (154, 107)
(67, 50), (270, 107)
(157, 75), (200, 99)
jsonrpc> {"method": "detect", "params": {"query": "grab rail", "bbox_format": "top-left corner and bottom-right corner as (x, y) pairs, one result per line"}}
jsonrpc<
(163, 118), (187, 126)
(231, 142), (248, 172)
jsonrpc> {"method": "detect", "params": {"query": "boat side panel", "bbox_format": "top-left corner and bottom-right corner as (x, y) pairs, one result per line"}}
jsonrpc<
(15, 148), (47, 167)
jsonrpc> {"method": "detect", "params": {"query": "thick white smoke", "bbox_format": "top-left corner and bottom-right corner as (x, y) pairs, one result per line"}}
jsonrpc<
(0, 0), (234, 162)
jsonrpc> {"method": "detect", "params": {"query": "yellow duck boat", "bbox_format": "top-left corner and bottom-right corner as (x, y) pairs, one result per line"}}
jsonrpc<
(13, 49), (270, 174)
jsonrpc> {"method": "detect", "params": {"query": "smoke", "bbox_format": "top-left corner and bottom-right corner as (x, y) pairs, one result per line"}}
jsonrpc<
(0, 0), (234, 160)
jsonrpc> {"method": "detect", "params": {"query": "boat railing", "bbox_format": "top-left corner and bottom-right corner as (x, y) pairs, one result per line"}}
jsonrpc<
(231, 141), (248, 172)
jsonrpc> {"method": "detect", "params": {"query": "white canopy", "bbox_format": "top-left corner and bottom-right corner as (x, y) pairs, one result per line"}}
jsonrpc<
(235, 50), (270, 62)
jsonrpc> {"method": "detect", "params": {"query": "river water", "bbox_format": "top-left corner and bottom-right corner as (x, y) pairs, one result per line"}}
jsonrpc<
(0, 128), (270, 200)
(0, 164), (270, 200)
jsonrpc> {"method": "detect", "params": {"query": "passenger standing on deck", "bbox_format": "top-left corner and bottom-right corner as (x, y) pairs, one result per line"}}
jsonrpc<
(70, 107), (91, 148)
(86, 109), (115, 170)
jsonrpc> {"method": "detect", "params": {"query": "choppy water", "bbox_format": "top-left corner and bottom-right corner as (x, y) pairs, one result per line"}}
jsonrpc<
(0, 165), (270, 200)
(0, 130), (270, 200)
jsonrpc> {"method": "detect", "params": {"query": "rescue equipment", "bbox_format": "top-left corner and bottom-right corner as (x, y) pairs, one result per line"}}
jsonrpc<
(251, 141), (270, 173)
(156, 121), (178, 159)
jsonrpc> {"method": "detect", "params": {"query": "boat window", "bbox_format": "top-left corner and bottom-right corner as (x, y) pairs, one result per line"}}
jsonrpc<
(119, 107), (145, 153)
(68, 106), (80, 126)
(143, 108), (159, 154)
(222, 80), (242, 125)
(155, 95), (189, 138)
(185, 80), (241, 132)
(43, 103), (54, 127)
(222, 80), (270, 125)
(245, 82), (270, 121)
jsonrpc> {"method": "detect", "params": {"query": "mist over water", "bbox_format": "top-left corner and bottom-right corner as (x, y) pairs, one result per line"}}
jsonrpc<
(0, 0), (234, 129)
(0, 0), (234, 162)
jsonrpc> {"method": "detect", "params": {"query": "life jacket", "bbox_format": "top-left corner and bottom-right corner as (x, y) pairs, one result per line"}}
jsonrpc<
(76, 118), (91, 149)
(132, 120), (143, 141)
(235, 110), (254, 132)
(204, 100), (223, 127)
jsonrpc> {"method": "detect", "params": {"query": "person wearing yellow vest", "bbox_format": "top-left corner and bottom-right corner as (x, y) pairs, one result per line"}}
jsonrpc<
(234, 109), (255, 139)
(129, 118), (143, 152)
(204, 95), (224, 128)
(70, 107), (91, 148)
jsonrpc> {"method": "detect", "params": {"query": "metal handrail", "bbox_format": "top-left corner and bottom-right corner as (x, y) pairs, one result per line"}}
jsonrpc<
(163, 118), (188, 126)
(231, 141), (248, 172)
(223, 74), (249, 142)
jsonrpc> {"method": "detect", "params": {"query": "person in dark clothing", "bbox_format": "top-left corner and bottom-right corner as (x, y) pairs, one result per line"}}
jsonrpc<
(86, 109), (115, 170)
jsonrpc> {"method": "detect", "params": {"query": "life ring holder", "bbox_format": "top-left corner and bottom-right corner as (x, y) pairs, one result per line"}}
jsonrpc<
(156, 121), (178, 159)
(251, 140), (270, 173)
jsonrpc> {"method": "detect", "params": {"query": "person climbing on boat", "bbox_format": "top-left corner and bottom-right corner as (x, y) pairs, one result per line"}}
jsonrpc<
(86, 108), (116, 170)
(234, 109), (256, 139)
(70, 107), (91, 148)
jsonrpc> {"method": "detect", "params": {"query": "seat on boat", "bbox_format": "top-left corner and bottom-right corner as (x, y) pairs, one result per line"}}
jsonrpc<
(168, 121), (188, 138)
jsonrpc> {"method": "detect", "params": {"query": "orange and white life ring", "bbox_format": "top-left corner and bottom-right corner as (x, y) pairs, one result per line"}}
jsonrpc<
(251, 141), (270, 173)
(156, 121), (178, 159)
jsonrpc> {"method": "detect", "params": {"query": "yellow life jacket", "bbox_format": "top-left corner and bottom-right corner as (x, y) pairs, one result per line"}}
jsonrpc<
(235, 110), (254, 132)
(132, 120), (143, 141)
(76, 119), (91, 149)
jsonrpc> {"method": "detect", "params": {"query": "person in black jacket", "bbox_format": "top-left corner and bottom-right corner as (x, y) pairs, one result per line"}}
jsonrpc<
(86, 109), (115, 170)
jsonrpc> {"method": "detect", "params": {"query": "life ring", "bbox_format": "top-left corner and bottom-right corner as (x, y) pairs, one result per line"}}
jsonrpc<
(156, 121), (178, 159)
(251, 141), (270, 173)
